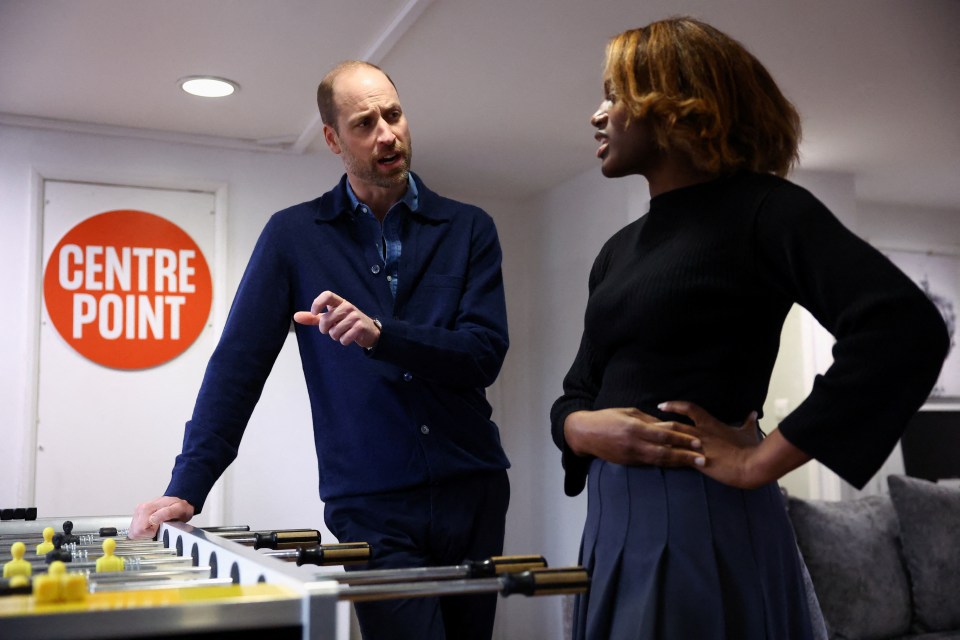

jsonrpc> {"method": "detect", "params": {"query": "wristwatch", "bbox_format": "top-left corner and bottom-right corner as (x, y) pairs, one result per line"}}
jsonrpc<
(366, 318), (382, 355)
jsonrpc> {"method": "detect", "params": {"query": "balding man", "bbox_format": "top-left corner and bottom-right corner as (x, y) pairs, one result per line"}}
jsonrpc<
(130, 61), (511, 640)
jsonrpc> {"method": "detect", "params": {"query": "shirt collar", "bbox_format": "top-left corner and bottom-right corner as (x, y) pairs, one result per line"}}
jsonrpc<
(345, 174), (419, 216)
(316, 172), (450, 223)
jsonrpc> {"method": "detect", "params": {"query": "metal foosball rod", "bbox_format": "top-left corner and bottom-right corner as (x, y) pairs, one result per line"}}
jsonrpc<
(53, 542), (176, 556)
(88, 577), (235, 593)
(333, 566), (590, 603)
(84, 566), (219, 587)
(205, 528), (323, 550)
(24, 554), (196, 574)
(260, 541), (372, 566)
(4, 552), (217, 593)
(320, 554), (548, 585)
(201, 527), (370, 564)
(2, 555), (221, 596)
(199, 525), (251, 533)
(0, 570), (230, 599)
(19, 546), (366, 594)
(11, 533), (176, 566)
(0, 521), (124, 546)
(0, 542), (168, 563)
(10, 539), (371, 580)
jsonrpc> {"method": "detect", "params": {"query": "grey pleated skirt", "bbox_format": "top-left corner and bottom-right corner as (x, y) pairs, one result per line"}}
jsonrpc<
(573, 461), (817, 640)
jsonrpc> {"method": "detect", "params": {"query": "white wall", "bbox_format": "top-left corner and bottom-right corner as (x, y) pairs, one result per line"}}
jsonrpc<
(859, 199), (960, 249)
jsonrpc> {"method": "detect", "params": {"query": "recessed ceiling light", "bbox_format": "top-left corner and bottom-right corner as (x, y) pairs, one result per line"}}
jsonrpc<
(179, 76), (239, 98)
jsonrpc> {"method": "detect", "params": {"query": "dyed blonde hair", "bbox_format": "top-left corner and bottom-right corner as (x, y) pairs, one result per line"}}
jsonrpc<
(604, 17), (801, 177)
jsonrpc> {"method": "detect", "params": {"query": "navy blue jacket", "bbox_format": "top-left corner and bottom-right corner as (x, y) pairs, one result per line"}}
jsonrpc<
(166, 173), (511, 510)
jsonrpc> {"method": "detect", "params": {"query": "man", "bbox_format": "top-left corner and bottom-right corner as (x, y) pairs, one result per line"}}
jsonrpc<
(129, 61), (511, 640)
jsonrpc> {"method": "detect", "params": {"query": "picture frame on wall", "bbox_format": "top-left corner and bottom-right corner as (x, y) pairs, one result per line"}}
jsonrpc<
(881, 246), (960, 402)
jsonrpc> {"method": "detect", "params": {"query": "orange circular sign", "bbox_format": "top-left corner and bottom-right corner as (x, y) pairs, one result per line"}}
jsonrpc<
(43, 210), (212, 370)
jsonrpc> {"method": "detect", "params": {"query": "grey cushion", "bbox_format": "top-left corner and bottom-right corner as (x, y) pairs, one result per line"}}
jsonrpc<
(788, 494), (911, 640)
(888, 475), (960, 633)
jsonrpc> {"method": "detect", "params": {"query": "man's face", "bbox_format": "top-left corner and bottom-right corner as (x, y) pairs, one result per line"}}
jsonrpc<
(323, 66), (412, 191)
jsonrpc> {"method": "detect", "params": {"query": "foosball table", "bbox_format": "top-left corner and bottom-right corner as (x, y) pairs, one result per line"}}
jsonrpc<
(0, 515), (589, 639)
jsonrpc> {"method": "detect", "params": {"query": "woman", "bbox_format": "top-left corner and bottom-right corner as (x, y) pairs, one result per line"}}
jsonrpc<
(551, 17), (949, 640)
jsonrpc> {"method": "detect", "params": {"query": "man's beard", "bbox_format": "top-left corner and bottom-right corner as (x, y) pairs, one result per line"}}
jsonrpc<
(343, 141), (412, 189)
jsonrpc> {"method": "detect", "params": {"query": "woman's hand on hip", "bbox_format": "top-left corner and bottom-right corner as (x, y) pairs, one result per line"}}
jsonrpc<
(563, 407), (705, 468)
(658, 400), (810, 489)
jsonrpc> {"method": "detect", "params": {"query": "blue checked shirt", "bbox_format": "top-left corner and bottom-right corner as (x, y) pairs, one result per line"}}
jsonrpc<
(346, 175), (419, 298)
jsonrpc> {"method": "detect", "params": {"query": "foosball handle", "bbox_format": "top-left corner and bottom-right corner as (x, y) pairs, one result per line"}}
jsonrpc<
(466, 554), (548, 578)
(254, 530), (322, 550)
(296, 542), (372, 566)
(500, 567), (590, 597)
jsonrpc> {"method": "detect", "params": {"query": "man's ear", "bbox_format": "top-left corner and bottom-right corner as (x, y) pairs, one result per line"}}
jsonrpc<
(323, 124), (342, 155)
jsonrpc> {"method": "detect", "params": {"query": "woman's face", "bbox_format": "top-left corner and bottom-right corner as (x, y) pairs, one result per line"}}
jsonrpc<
(591, 78), (659, 178)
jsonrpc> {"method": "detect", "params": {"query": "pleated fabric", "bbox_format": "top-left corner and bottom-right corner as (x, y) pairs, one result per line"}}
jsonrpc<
(573, 461), (815, 640)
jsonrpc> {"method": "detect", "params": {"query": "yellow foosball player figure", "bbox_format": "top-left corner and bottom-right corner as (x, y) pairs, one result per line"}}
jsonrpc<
(95, 538), (125, 573)
(8, 575), (30, 590)
(4, 541), (32, 579)
(35, 527), (55, 555)
(33, 560), (87, 604)
(61, 569), (88, 603)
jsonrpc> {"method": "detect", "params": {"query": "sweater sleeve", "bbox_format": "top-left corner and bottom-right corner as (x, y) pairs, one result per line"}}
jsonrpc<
(754, 183), (949, 489)
(549, 242), (614, 496)
(165, 215), (293, 512)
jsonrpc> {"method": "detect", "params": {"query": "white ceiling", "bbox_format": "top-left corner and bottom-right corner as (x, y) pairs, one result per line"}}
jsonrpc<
(2, 0), (959, 209)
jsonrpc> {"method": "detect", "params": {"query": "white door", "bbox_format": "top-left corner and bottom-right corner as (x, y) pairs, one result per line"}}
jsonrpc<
(36, 180), (223, 524)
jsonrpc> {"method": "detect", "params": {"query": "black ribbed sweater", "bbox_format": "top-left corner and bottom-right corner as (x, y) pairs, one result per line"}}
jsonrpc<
(551, 172), (949, 495)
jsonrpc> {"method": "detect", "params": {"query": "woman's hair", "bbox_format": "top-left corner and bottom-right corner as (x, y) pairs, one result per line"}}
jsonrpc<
(317, 61), (397, 131)
(604, 17), (801, 177)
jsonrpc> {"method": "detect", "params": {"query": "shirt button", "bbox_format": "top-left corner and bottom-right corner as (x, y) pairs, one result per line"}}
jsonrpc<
(370, 264), (381, 274)
(420, 425), (430, 435)
(403, 372), (413, 382)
